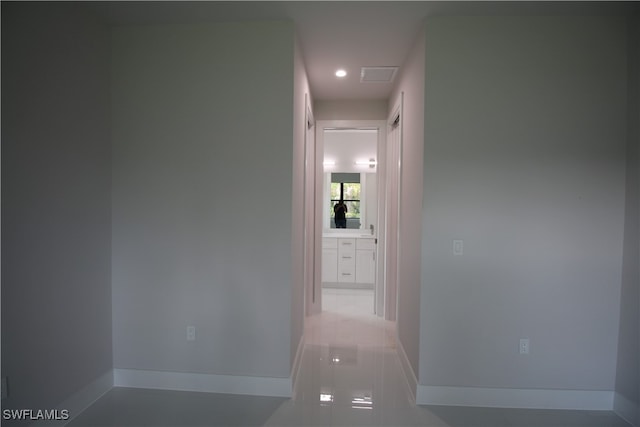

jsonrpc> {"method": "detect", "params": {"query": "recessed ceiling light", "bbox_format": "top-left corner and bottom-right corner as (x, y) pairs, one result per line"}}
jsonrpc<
(335, 69), (347, 78)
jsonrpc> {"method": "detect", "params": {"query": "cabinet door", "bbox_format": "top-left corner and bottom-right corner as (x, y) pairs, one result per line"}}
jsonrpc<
(322, 248), (338, 282)
(356, 249), (375, 284)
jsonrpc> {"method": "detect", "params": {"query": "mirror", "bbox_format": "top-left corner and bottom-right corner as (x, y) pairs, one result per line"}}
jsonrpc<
(323, 129), (378, 232)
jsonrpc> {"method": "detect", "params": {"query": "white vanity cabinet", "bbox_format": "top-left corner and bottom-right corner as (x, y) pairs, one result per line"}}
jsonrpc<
(322, 236), (376, 285)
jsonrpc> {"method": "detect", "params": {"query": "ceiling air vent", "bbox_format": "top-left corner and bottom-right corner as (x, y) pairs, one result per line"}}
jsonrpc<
(360, 66), (398, 83)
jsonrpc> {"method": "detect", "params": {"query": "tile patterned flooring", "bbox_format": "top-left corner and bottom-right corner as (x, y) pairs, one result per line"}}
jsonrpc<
(69, 288), (632, 426)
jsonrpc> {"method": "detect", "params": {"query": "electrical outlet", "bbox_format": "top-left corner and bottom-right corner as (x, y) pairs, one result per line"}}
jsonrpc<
(187, 326), (196, 341)
(2, 377), (8, 399)
(519, 338), (530, 355)
(453, 239), (463, 256)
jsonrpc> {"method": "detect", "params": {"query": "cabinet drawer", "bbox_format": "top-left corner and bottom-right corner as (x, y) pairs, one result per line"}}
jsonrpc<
(338, 255), (355, 271)
(322, 238), (338, 249)
(338, 238), (356, 247)
(356, 238), (376, 250)
(338, 252), (355, 262)
(338, 261), (355, 282)
(338, 272), (355, 282)
(338, 238), (356, 254)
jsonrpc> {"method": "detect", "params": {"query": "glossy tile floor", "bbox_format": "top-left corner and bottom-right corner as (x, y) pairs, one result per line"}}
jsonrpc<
(69, 288), (632, 426)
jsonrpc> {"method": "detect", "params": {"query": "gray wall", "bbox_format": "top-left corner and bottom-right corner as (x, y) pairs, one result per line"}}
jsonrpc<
(111, 22), (295, 378)
(389, 26), (426, 380)
(1, 0), (112, 417)
(615, 16), (640, 427)
(314, 100), (387, 120)
(421, 17), (626, 390)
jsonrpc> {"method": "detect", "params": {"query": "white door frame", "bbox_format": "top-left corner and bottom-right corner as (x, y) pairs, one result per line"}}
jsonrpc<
(313, 119), (387, 316)
(303, 95), (320, 315)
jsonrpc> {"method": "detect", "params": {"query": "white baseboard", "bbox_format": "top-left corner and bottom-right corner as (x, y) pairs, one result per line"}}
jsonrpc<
(614, 392), (639, 427)
(416, 385), (614, 410)
(396, 339), (417, 402)
(29, 369), (113, 427)
(113, 368), (292, 398)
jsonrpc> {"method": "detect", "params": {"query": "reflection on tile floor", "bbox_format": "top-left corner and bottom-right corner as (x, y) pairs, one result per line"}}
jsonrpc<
(266, 287), (422, 426)
(69, 288), (633, 426)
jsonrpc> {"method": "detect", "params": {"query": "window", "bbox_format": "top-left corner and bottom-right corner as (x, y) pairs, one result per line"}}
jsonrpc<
(330, 181), (361, 220)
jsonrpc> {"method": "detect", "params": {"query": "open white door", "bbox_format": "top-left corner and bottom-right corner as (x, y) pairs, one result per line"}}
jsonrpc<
(384, 95), (403, 321)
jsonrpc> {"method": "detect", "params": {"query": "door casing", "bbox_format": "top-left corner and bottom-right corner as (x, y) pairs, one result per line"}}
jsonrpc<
(310, 119), (390, 317)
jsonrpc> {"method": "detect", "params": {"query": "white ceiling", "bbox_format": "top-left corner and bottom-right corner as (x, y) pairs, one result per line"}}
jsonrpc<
(91, 1), (639, 101)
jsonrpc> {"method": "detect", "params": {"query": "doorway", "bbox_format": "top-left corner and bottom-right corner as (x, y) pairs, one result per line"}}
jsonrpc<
(311, 120), (390, 318)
